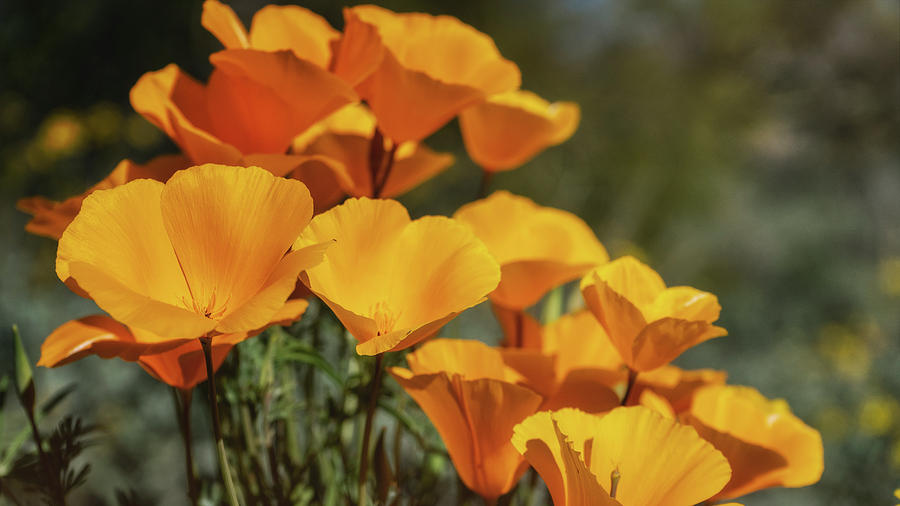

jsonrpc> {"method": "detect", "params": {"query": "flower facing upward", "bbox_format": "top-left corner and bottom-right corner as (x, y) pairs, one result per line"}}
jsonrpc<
(512, 406), (733, 506)
(335, 5), (521, 142)
(580, 256), (727, 372)
(460, 90), (580, 171)
(56, 164), (327, 345)
(17, 154), (190, 240)
(293, 197), (500, 355)
(389, 339), (544, 500)
(455, 191), (609, 310)
(37, 299), (306, 390)
(291, 104), (453, 199)
(686, 385), (824, 501)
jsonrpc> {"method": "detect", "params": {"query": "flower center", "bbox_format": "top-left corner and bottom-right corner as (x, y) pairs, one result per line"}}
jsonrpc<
(370, 301), (400, 336)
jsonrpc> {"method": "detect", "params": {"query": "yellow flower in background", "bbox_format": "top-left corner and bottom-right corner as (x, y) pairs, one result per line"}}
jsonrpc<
(294, 198), (500, 355)
(512, 406), (732, 505)
(455, 191), (609, 311)
(858, 394), (899, 436)
(56, 164), (327, 343)
(686, 385), (824, 501)
(580, 256), (726, 372)
(460, 90), (580, 171)
(334, 5), (521, 142)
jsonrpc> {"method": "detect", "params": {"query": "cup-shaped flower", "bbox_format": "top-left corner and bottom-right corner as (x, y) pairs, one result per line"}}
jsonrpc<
(388, 339), (544, 500)
(512, 406), (733, 506)
(455, 191), (608, 310)
(56, 164), (327, 345)
(37, 300), (305, 389)
(686, 385), (824, 501)
(460, 90), (580, 171)
(580, 256), (727, 372)
(335, 5), (521, 142)
(17, 155), (190, 240)
(292, 104), (453, 198)
(293, 197), (500, 355)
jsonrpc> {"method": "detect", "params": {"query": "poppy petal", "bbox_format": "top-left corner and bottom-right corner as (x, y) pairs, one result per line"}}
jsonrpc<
(580, 274), (646, 366)
(248, 4), (338, 68)
(201, 0), (249, 49)
(583, 406), (732, 505)
(631, 318), (727, 372)
(460, 90), (580, 171)
(512, 410), (620, 506)
(216, 241), (328, 334)
(159, 164), (313, 326)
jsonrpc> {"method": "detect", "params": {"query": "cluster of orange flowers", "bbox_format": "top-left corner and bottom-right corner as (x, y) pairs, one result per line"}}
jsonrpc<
(19, 2), (823, 504)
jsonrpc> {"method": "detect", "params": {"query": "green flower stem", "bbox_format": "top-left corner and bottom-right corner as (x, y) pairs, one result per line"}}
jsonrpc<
(357, 353), (385, 506)
(200, 336), (241, 506)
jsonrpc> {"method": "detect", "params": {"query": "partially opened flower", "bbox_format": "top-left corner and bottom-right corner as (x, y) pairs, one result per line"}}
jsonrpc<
(580, 256), (727, 372)
(512, 406), (733, 506)
(294, 197), (500, 355)
(455, 191), (609, 310)
(630, 365), (727, 413)
(37, 300), (306, 389)
(388, 339), (544, 500)
(17, 155), (189, 240)
(56, 164), (327, 347)
(291, 104), (453, 198)
(686, 385), (824, 501)
(460, 90), (580, 171)
(335, 5), (521, 142)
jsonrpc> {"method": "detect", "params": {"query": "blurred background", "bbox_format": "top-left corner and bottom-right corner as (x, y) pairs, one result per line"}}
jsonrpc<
(1, 0), (898, 504)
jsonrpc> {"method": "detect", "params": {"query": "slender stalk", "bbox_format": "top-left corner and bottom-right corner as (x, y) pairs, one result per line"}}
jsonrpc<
(368, 128), (386, 196)
(513, 311), (524, 348)
(357, 353), (385, 506)
(477, 170), (493, 199)
(621, 368), (639, 406)
(373, 143), (399, 199)
(200, 336), (241, 506)
(172, 387), (199, 506)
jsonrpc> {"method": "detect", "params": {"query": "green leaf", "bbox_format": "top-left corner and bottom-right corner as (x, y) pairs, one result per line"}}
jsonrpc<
(11, 325), (34, 415)
(281, 348), (345, 389)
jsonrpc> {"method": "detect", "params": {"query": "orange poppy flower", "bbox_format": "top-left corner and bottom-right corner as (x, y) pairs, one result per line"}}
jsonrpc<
(17, 155), (190, 240)
(455, 191), (609, 310)
(37, 300), (306, 390)
(335, 5), (521, 142)
(630, 365), (727, 413)
(291, 104), (453, 198)
(686, 385), (824, 501)
(580, 256), (727, 372)
(460, 90), (580, 172)
(512, 406), (733, 506)
(56, 164), (327, 344)
(293, 197), (500, 355)
(130, 58), (354, 205)
(388, 339), (544, 500)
